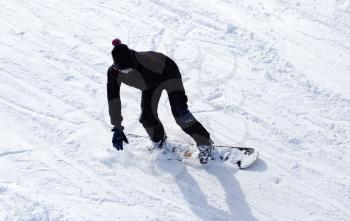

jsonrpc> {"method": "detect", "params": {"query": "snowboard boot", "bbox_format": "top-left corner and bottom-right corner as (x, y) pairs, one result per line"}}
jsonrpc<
(197, 141), (214, 164)
(147, 135), (167, 151)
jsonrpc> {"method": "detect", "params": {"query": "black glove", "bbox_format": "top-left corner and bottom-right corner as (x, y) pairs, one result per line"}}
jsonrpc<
(111, 127), (129, 150)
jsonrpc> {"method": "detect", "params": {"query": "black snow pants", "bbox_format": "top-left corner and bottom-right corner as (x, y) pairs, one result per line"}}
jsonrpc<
(139, 78), (211, 146)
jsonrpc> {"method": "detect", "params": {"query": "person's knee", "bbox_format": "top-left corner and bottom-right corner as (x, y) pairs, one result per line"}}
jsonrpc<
(139, 113), (158, 127)
(174, 110), (197, 128)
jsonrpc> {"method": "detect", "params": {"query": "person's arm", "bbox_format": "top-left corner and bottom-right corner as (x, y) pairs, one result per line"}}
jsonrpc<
(107, 66), (123, 128)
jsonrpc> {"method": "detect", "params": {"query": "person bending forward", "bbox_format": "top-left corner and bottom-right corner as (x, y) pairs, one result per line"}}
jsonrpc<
(107, 39), (213, 164)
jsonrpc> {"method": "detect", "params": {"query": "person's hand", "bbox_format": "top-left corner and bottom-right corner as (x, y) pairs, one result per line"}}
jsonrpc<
(111, 127), (129, 150)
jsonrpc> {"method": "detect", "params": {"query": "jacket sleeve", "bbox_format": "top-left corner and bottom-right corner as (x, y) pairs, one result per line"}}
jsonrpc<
(107, 67), (123, 128)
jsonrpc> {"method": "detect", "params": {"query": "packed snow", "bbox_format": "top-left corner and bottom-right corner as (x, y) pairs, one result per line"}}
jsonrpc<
(1, 0), (350, 220)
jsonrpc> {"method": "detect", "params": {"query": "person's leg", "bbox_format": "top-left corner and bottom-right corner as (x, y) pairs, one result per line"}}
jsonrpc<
(139, 86), (165, 142)
(164, 79), (211, 146)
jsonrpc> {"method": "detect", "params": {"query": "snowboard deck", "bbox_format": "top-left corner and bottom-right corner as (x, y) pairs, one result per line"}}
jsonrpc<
(164, 145), (258, 169)
(128, 133), (259, 169)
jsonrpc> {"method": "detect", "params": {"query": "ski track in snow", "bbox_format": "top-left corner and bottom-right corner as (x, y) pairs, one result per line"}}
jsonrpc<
(1, 0), (350, 220)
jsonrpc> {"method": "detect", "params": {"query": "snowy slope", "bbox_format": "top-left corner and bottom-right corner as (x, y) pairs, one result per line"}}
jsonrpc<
(1, 0), (350, 220)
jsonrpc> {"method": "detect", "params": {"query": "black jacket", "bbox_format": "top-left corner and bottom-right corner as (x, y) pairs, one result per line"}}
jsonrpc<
(107, 51), (181, 127)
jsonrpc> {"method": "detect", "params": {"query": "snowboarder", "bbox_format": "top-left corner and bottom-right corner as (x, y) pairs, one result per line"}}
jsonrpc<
(107, 38), (213, 164)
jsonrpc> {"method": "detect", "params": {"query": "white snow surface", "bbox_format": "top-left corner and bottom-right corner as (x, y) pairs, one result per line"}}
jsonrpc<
(1, 0), (350, 220)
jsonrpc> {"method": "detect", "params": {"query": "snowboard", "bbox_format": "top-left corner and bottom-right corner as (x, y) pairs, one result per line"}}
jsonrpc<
(128, 133), (259, 169)
(163, 144), (258, 169)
